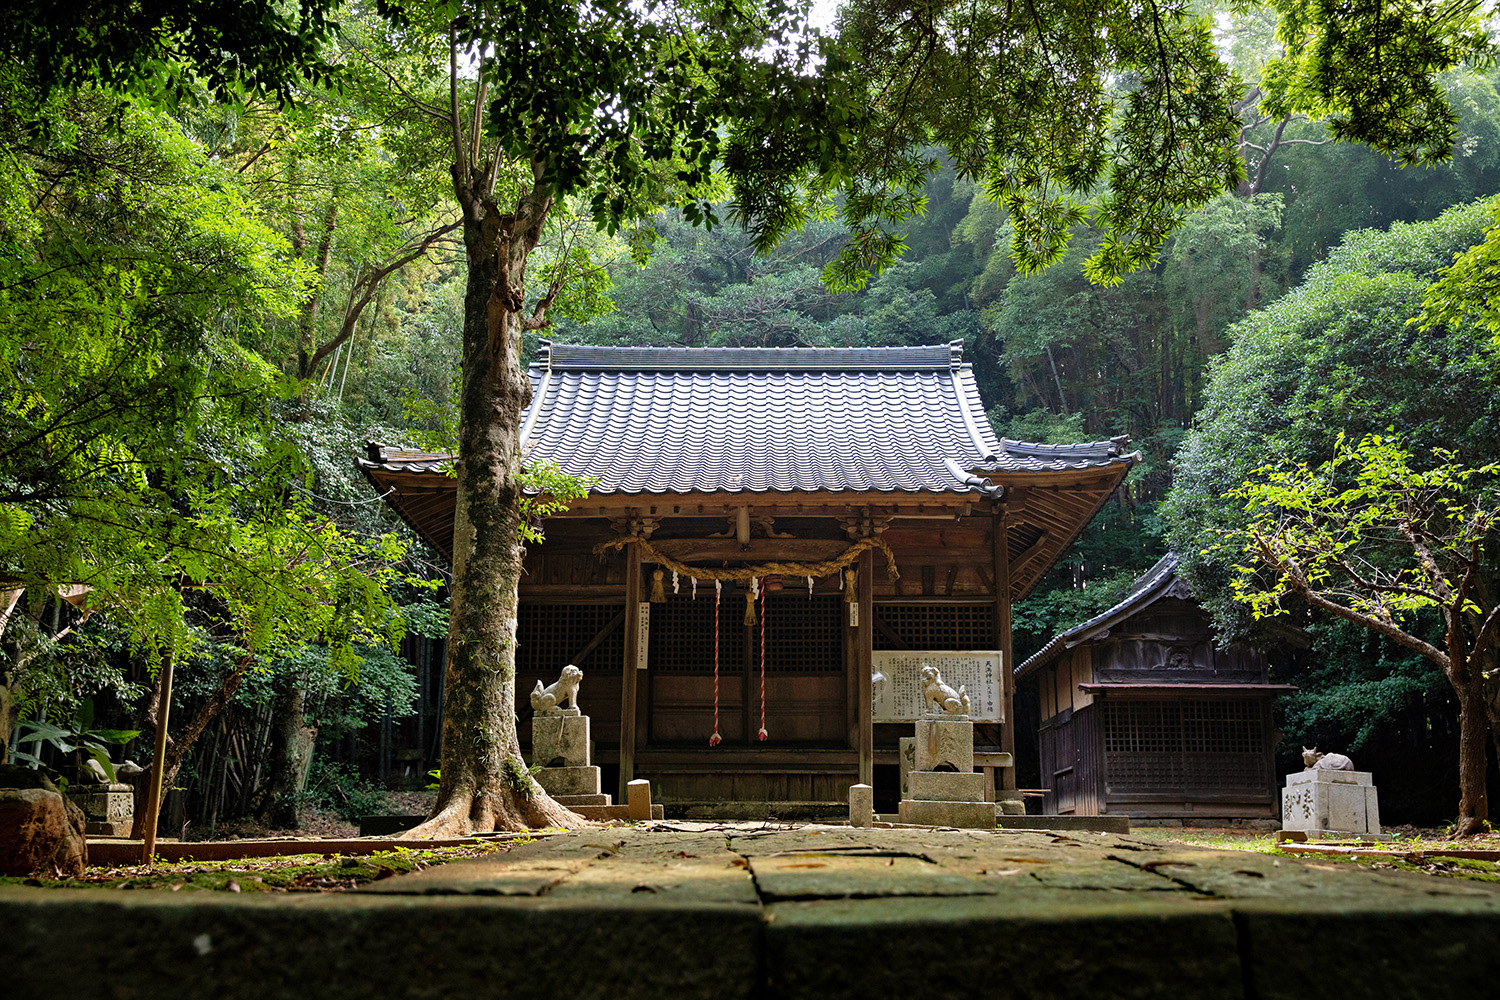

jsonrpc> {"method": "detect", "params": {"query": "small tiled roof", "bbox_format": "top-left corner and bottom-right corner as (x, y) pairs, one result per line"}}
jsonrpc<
(1014, 553), (1185, 680)
(509, 340), (1130, 495)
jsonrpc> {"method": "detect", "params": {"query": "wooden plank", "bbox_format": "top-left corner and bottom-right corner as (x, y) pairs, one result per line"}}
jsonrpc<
(618, 542), (642, 801)
(650, 538), (850, 563)
(858, 547), (874, 786)
(517, 585), (627, 600)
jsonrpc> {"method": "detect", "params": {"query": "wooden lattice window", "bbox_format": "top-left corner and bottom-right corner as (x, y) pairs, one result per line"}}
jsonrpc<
(1102, 699), (1269, 794)
(763, 595), (842, 674)
(648, 594), (746, 674)
(873, 603), (995, 650)
(516, 603), (625, 674)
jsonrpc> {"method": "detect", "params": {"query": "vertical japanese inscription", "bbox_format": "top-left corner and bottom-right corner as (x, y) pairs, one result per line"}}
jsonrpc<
(636, 602), (650, 670)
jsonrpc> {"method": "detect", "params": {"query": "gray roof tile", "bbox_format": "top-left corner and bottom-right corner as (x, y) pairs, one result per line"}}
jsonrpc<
(365, 342), (1134, 497)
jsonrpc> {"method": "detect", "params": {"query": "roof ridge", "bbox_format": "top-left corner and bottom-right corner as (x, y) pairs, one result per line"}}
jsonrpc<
(534, 340), (965, 371)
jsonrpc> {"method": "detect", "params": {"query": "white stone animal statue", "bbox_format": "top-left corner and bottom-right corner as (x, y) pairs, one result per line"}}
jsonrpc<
(920, 664), (971, 716)
(1302, 747), (1355, 771)
(531, 664), (583, 715)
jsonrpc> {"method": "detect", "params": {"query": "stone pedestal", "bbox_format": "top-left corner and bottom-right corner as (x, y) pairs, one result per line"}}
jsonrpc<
(533, 711), (589, 768)
(1282, 769), (1381, 836)
(532, 709), (611, 807)
(898, 716), (996, 830)
(66, 782), (133, 837)
(912, 717), (974, 772)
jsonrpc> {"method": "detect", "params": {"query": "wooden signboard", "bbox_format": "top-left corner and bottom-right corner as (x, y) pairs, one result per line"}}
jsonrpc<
(871, 651), (1004, 723)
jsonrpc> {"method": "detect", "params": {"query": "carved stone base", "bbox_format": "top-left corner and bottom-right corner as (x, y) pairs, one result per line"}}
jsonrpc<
(66, 783), (133, 837)
(1282, 770), (1380, 835)
(913, 718), (974, 772)
(533, 715), (591, 769)
(535, 766), (602, 797)
(898, 799), (996, 829)
(907, 770), (986, 802)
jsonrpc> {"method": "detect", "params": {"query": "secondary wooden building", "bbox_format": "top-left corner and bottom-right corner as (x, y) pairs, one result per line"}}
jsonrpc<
(1015, 554), (1296, 819)
(360, 342), (1135, 808)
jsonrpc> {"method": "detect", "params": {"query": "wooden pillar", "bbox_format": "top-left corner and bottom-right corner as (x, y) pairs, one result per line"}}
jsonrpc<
(857, 547), (874, 786)
(141, 655), (174, 864)
(994, 510), (1016, 791)
(619, 541), (642, 801)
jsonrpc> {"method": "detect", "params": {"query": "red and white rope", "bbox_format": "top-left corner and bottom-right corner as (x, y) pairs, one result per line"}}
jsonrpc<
(758, 588), (768, 741)
(709, 579), (722, 746)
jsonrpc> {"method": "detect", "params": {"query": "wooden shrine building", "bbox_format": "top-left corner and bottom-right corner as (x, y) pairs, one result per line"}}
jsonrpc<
(359, 342), (1136, 808)
(1014, 554), (1296, 820)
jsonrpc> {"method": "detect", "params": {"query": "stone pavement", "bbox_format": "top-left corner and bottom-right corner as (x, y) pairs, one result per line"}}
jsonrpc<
(5, 822), (1500, 999)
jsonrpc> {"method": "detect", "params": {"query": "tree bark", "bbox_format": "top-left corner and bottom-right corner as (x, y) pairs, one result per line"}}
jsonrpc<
(402, 167), (581, 837)
(256, 684), (317, 828)
(1455, 669), (1490, 837)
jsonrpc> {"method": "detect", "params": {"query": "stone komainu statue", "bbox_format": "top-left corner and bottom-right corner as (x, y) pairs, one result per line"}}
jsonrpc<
(1302, 747), (1355, 771)
(920, 664), (971, 716)
(531, 664), (583, 715)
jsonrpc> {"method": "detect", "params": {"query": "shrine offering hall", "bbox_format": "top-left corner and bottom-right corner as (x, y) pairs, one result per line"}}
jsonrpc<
(360, 342), (1135, 808)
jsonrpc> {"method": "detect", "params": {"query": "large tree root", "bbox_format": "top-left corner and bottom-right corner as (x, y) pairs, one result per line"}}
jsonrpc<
(400, 785), (586, 838)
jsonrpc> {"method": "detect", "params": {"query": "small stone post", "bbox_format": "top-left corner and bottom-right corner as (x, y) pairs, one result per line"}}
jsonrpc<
(627, 779), (653, 821)
(848, 784), (874, 828)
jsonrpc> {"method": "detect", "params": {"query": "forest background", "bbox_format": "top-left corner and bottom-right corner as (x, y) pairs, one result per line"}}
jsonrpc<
(4, 1), (1499, 832)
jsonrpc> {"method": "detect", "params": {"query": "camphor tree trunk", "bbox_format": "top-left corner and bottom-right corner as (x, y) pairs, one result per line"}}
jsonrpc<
(403, 156), (580, 837)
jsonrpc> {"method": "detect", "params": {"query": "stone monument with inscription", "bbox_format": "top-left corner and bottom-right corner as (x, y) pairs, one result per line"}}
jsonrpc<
(896, 664), (997, 829)
(529, 665), (611, 807)
(1281, 751), (1380, 838)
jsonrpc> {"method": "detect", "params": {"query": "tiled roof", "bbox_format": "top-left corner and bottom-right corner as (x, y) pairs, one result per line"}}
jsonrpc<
(501, 340), (1131, 495)
(1014, 553), (1184, 679)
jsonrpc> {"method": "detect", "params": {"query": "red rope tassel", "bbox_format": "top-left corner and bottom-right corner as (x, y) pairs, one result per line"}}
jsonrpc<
(758, 589), (768, 741)
(709, 580), (722, 746)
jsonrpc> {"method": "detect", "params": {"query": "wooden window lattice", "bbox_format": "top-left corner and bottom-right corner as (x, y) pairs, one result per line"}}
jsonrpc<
(873, 603), (995, 651)
(516, 603), (625, 674)
(647, 593), (843, 674)
(1102, 700), (1268, 794)
(648, 594), (746, 674)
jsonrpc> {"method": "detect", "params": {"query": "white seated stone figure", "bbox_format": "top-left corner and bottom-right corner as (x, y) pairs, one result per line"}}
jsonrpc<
(1302, 747), (1355, 771)
(531, 664), (583, 715)
(920, 664), (971, 717)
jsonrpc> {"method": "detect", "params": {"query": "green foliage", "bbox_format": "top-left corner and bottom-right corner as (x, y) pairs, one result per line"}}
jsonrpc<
(11, 698), (139, 780)
(1420, 201), (1500, 345)
(0, 0), (341, 111)
(234, 643), (418, 738)
(1165, 195), (1500, 631)
(0, 86), (422, 690)
(518, 462), (596, 546)
(1221, 433), (1499, 628)
(1260, 0), (1496, 165)
(302, 758), (390, 822)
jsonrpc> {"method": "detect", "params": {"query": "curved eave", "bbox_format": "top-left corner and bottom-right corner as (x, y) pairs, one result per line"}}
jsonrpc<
(990, 452), (1139, 605)
(356, 448), (1137, 604)
(358, 459), (457, 565)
